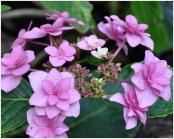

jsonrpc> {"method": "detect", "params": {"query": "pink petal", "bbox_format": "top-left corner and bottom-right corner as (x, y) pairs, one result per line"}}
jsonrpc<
(12, 64), (30, 76)
(48, 95), (59, 105)
(35, 107), (45, 116)
(55, 77), (71, 94)
(47, 68), (61, 85)
(144, 50), (159, 65)
(135, 110), (147, 125)
(121, 83), (133, 93)
(109, 93), (127, 106)
(141, 35), (154, 50)
(1, 75), (22, 92)
(77, 39), (91, 50)
(42, 80), (54, 94)
(150, 83), (164, 91)
(63, 102), (80, 117)
(23, 27), (47, 39)
(126, 33), (141, 47)
(29, 91), (48, 107)
(164, 69), (172, 79)
(131, 63), (143, 73)
(45, 106), (60, 119)
(158, 86), (171, 101)
(127, 108), (136, 117)
(123, 108), (137, 130)
(60, 72), (75, 88)
(49, 31), (63, 36)
(55, 124), (69, 135)
(49, 57), (65, 67)
(137, 24), (148, 31)
(27, 108), (35, 125)
(56, 100), (69, 111)
(44, 46), (58, 57)
(131, 72), (147, 90)
(59, 40), (76, 56)
(125, 15), (138, 25)
(152, 60), (167, 76)
(1, 65), (12, 75)
(135, 88), (158, 108)
(151, 77), (170, 86)
(28, 70), (47, 92)
(25, 50), (35, 63)
(69, 89), (81, 104)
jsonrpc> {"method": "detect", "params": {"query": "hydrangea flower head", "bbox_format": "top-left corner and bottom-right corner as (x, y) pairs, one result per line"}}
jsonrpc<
(77, 35), (106, 50)
(1, 47), (35, 92)
(110, 83), (148, 130)
(131, 50), (172, 108)
(26, 108), (69, 138)
(124, 15), (154, 50)
(28, 68), (81, 119)
(45, 40), (76, 67)
(91, 47), (108, 59)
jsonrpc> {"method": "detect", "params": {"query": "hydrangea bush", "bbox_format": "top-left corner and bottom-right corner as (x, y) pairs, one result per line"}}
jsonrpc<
(1, 6), (173, 138)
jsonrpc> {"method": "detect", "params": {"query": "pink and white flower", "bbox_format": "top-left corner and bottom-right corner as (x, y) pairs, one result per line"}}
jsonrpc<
(26, 108), (69, 138)
(45, 40), (76, 67)
(77, 35), (106, 51)
(1, 47), (35, 92)
(110, 83), (148, 130)
(131, 50), (172, 108)
(28, 68), (81, 119)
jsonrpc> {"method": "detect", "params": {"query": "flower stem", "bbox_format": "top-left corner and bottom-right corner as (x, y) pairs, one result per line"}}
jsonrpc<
(109, 46), (122, 63)
(27, 20), (33, 31)
(27, 40), (49, 46)
(49, 35), (54, 46)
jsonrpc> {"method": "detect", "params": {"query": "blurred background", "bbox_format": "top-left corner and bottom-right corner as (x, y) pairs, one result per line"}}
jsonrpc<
(1, 1), (173, 138)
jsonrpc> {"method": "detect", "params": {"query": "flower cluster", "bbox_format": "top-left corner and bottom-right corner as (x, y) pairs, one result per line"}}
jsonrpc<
(97, 62), (122, 83)
(1, 9), (172, 138)
(110, 50), (172, 129)
(98, 15), (154, 54)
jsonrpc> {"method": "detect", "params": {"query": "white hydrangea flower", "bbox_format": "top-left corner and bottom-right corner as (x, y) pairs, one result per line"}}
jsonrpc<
(91, 47), (108, 59)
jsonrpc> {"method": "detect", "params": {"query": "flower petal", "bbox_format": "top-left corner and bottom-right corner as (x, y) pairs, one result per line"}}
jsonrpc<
(1, 75), (22, 92)
(28, 70), (47, 92)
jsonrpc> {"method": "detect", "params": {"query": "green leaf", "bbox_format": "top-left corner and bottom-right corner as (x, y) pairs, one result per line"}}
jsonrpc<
(41, 1), (95, 34)
(131, 1), (171, 54)
(104, 64), (173, 119)
(81, 55), (104, 66)
(66, 98), (141, 137)
(1, 5), (11, 13)
(1, 79), (32, 134)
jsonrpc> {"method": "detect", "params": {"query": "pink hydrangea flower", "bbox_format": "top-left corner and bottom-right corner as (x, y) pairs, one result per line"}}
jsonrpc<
(124, 15), (154, 50)
(110, 83), (148, 130)
(28, 68), (81, 119)
(77, 35), (106, 50)
(23, 19), (74, 39)
(131, 50), (172, 108)
(45, 40), (76, 67)
(97, 16), (128, 54)
(46, 11), (84, 25)
(11, 28), (27, 49)
(26, 108), (69, 138)
(1, 47), (35, 92)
